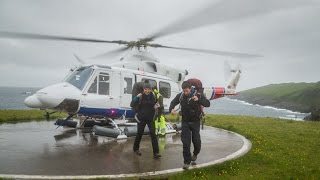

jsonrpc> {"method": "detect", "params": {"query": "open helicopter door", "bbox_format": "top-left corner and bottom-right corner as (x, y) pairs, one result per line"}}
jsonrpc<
(79, 69), (120, 117)
(120, 72), (135, 112)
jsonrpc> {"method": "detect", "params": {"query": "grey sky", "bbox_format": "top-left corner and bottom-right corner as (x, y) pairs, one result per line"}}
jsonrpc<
(0, 0), (319, 90)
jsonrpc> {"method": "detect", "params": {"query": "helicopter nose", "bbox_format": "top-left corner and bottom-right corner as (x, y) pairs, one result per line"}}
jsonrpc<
(24, 82), (82, 110)
(24, 95), (43, 108)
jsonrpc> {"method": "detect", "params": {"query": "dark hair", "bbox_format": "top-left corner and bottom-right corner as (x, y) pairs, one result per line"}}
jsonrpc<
(181, 81), (191, 89)
(143, 83), (152, 89)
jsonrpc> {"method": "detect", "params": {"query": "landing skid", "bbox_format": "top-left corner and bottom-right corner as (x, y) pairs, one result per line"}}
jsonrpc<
(93, 121), (179, 140)
(106, 118), (127, 140)
(56, 116), (181, 140)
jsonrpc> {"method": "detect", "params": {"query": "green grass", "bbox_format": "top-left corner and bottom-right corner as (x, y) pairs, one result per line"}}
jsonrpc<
(0, 109), (66, 123)
(150, 114), (320, 180)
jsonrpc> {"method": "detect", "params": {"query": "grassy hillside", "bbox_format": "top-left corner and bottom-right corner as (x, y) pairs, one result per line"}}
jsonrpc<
(234, 82), (320, 113)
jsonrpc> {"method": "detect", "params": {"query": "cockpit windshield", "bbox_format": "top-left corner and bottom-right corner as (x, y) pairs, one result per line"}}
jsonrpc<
(65, 67), (93, 90)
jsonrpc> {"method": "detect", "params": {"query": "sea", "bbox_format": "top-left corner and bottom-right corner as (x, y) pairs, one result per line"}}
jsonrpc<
(0, 86), (308, 120)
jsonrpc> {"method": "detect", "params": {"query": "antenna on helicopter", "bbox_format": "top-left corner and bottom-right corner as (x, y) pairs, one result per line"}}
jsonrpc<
(73, 53), (86, 64)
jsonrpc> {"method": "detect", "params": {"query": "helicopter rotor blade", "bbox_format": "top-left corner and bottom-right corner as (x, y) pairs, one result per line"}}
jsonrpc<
(0, 31), (129, 45)
(89, 47), (130, 59)
(150, 44), (262, 58)
(224, 61), (232, 80)
(147, 0), (312, 40)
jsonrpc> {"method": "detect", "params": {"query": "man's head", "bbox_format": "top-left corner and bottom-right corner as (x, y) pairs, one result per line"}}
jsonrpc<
(143, 83), (152, 95)
(181, 81), (192, 96)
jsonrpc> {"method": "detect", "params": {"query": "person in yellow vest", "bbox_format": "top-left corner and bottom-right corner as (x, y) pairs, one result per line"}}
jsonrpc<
(153, 87), (166, 136)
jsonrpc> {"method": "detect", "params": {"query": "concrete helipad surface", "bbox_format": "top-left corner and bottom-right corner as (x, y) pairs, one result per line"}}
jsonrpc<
(0, 120), (251, 179)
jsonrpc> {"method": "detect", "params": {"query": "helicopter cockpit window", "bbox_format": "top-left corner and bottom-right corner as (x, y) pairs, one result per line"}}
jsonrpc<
(88, 76), (97, 94)
(65, 67), (93, 90)
(159, 81), (171, 98)
(98, 73), (110, 95)
(124, 77), (133, 94)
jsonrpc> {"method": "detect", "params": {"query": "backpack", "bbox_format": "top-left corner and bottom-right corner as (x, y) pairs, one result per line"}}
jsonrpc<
(186, 78), (204, 94)
(132, 82), (145, 99)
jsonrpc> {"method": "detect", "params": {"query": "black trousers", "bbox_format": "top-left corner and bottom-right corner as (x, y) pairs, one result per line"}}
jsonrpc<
(181, 120), (201, 164)
(133, 119), (159, 155)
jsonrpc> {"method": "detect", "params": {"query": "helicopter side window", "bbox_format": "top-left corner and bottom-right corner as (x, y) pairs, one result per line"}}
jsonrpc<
(124, 77), (133, 94)
(141, 78), (157, 90)
(159, 81), (171, 98)
(98, 73), (110, 95)
(88, 76), (97, 94)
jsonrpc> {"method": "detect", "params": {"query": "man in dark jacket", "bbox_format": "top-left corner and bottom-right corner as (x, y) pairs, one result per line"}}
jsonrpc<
(130, 83), (161, 159)
(169, 81), (210, 169)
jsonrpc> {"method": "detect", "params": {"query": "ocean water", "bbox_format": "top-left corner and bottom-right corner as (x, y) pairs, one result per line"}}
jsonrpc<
(207, 98), (308, 120)
(0, 87), (308, 120)
(0, 87), (39, 109)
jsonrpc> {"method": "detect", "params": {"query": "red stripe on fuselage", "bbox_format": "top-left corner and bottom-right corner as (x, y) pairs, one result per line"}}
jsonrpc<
(210, 87), (225, 100)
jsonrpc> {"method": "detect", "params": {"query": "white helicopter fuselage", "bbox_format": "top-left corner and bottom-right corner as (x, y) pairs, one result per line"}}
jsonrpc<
(25, 64), (181, 118)
(24, 52), (241, 119)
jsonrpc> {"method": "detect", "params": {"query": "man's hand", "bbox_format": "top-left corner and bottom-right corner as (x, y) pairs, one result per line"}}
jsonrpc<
(191, 95), (199, 101)
(171, 109), (177, 115)
(137, 93), (142, 97)
(154, 103), (160, 109)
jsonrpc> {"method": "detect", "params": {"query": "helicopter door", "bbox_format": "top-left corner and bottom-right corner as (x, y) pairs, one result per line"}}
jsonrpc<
(81, 70), (120, 115)
(120, 72), (134, 109)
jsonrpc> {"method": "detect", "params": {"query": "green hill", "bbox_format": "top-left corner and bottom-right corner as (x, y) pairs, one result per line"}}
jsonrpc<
(234, 82), (320, 114)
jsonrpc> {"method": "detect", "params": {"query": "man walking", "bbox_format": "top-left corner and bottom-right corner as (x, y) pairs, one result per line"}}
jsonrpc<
(169, 81), (210, 169)
(130, 83), (161, 159)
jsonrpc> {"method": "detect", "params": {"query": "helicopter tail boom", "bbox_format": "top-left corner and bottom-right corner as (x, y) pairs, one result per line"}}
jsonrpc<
(204, 66), (241, 100)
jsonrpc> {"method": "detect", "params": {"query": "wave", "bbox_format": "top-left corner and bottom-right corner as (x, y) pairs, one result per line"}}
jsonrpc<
(278, 115), (304, 121)
(228, 98), (307, 115)
(227, 98), (254, 106)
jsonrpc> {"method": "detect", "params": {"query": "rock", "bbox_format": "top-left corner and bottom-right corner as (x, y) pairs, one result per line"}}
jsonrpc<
(304, 108), (320, 121)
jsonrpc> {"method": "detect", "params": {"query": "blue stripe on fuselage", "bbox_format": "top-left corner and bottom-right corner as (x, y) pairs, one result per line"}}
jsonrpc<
(78, 107), (135, 118)
(78, 107), (169, 119)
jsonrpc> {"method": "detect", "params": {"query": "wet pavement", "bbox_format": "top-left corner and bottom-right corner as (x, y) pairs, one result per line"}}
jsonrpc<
(0, 120), (246, 176)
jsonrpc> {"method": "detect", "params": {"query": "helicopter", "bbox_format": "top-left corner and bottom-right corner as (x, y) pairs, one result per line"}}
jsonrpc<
(21, 50), (241, 121)
(1, 0), (305, 137)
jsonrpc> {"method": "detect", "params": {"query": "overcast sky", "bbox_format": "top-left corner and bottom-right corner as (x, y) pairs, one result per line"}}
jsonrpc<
(0, 0), (319, 90)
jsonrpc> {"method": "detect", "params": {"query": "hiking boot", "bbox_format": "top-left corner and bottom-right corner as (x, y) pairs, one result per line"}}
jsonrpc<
(153, 153), (162, 159)
(191, 154), (197, 161)
(183, 163), (190, 170)
(134, 150), (142, 156)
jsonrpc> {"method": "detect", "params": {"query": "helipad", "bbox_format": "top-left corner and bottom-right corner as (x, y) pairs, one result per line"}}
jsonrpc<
(0, 120), (251, 179)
